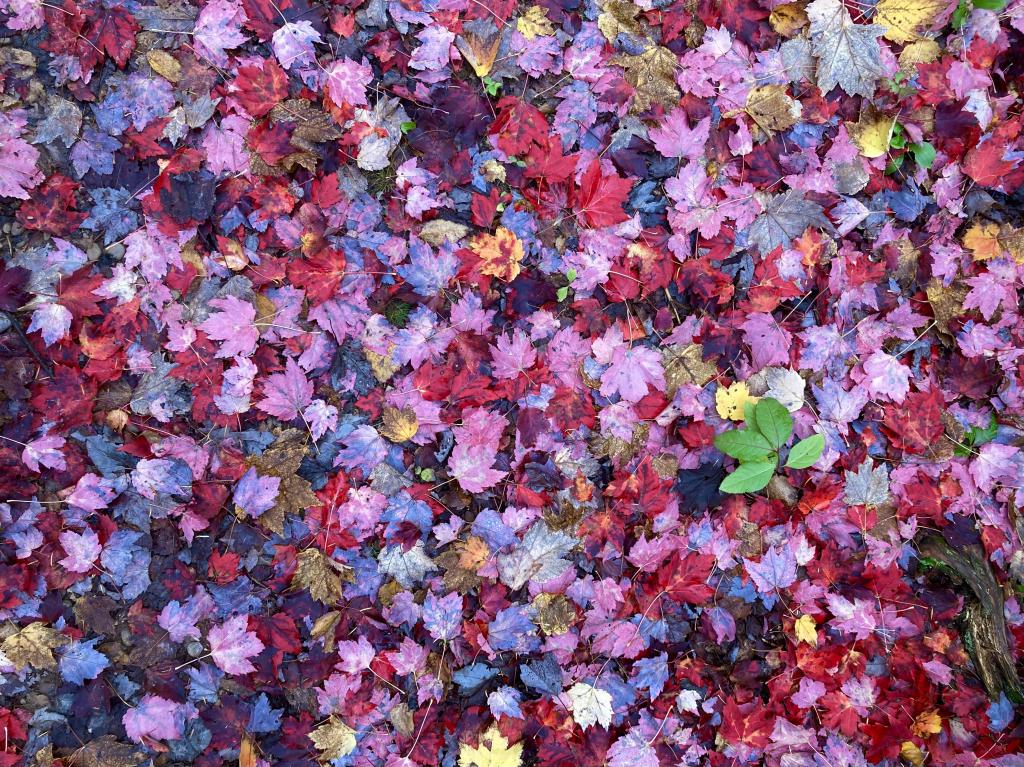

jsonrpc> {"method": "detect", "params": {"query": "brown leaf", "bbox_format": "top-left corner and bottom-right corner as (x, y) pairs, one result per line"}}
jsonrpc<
(69, 737), (146, 767)
(612, 46), (680, 114)
(294, 548), (344, 604)
(662, 344), (717, 394)
(598, 0), (641, 42)
(380, 406), (419, 443)
(73, 594), (118, 635)
(310, 610), (341, 653)
(533, 593), (576, 635)
(745, 85), (802, 135)
(249, 429), (319, 534)
(1, 622), (68, 670)
(456, 25), (502, 78)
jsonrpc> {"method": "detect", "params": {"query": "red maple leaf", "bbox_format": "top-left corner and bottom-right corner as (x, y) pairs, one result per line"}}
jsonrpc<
(572, 161), (633, 229)
(85, 5), (139, 68)
(16, 175), (85, 236)
(720, 698), (774, 750)
(233, 59), (290, 118)
(654, 551), (715, 605)
(489, 97), (548, 157)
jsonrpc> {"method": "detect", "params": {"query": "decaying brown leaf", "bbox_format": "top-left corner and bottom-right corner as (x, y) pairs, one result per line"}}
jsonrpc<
(612, 46), (681, 113)
(769, 2), (809, 36)
(745, 85), (802, 135)
(248, 429), (319, 534)
(294, 548), (350, 604)
(1, 622), (69, 670)
(663, 344), (717, 394)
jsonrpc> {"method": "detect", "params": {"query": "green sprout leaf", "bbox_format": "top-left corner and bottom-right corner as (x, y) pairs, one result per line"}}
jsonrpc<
(720, 460), (776, 494)
(714, 430), (775, 462)
(785, 433), (825, 469)
(910, 141), (935, 169)
(754, 398), (792, 449)
(556, 286), (569, 302)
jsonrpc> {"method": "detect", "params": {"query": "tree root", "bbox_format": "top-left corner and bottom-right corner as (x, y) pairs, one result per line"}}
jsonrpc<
(918, 534), (1023, 702)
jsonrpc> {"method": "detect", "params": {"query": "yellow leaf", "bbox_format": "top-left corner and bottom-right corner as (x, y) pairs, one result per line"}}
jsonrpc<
(471, 227), (525, 282)
(876, 0), (946, 43)
(310, 611), (341, 653)
(380, 405), (419, 443)
(769, 2), (809, 37)
(849, 110), (896, 158)
(456, 31), (501, 78)
(963, 221), (1003, 261)
(459, 726), (523, 767)
(517, 6), (555, 39)
(911, 709), (942, 737)
(901, 740), (927, 766)
(147, 50), (181, 82)
(239, 734), (258, 767)
(716, 382), (759, 421)
(1, 622), (68, 670)
(310, 718), (356, 762)
(794, 614), (818, 645)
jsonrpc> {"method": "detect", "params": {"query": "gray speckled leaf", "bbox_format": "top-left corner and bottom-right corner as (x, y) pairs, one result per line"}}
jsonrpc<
(34, 97), (82, 148)
(496, 521), (576, 590)
(806, 0), (884, 98)
(780, 37), (815, 84)
(844, 459), (890, 506)
(378, 541), (436, 587)
(747, 191), (831, 254)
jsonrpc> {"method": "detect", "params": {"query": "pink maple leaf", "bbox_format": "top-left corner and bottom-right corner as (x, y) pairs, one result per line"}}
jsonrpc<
(193, 0), (248, 68)
(859, 350), (911, 403)
(21, 432), (66, 472)
(0, 110), (42, 199)
(207, 614), (264, 674)
(325, 57), (372, 107)
(199, 295), (258, 359)
(271, 21), (322, 70)
(58, 528), (101, 573)
(648, 109), (710, 161)
(123, 695), (188, 743)
(256, 358), (314, 421)
(490, 329), (537, 380)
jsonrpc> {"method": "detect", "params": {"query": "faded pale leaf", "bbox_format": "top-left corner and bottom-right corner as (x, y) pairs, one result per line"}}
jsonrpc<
(310, 718), (356, 761)
(806, 0), (885, 97)
(459, 726), (523, 767)
(747, 191), (831, 254)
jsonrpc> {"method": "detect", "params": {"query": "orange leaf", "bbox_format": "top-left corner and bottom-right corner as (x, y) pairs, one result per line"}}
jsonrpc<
(470, 227), (525, 282)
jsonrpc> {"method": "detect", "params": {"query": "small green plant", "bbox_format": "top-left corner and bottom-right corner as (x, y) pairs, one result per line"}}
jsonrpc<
(954, 414), (998, 457)
(556, 268), (577, 302)
(715, 397), (825, 494)
(482, 76), (502, 97)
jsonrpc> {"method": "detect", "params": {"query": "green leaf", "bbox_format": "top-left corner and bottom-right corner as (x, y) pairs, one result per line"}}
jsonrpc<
(714, 429), (775, 462)
(952, 0), (970, 27)
(720, 460), (776, 494)
(785, 433), (825, 469)
(400, 121), (416, 134)
(482, 76), (502, 96)
(972, 0), (1007, 9)
(565, 268), (578, 282)
(556, 286), (569, 302)
(910, 141), (935, 169)
(754, 398), (792, 449)
(742, 400), (759, 432)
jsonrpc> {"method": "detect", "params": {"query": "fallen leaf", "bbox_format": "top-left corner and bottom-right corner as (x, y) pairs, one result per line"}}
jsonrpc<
(459, 725), (523, 767)
(1, 622), (69, 670)
(875, 0), (946, 43)
(380, 405), (419, 442)
(310, 718), (357, 762)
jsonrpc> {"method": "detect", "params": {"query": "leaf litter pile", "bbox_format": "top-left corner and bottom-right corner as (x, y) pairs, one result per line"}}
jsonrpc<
(2, 0), (1024, 765)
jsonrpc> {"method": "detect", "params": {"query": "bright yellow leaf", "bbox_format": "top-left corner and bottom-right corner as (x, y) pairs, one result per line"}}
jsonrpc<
(901, 740), (927, 766)
(911, 709), (942, 737)
(716, 382), (759, 421)
(849, 111), (896, 158)
(876, 0), (946, 43)
(379, 405), (419, 443)
(517, 6), (555, 39)
(471, 227), (525, 282)
(794, 614), (818, 645)
(963, 221), (1003, 261)
(459, 726), (523, 767)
